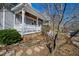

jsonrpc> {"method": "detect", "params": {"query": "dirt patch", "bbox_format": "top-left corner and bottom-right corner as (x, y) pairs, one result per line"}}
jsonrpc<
(53, 43), (79, 56)
(22, 32), (46, 43)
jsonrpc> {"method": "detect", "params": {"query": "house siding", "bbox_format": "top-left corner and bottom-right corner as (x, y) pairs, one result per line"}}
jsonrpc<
(5, 9), (14, 29)
(0, 9), (3, 29)
(0, 9), (14, 29)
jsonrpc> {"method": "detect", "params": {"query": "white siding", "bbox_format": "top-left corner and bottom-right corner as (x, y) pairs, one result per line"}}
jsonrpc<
(0, 9), (15, 29)
(16, 15), (22, 25)
(24, 17), (35, 25)
(5, 9), (14, 29)
(0, 9), (3, 29)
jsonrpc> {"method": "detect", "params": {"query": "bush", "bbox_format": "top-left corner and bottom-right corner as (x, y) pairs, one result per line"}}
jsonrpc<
(0, 29), (21, 45)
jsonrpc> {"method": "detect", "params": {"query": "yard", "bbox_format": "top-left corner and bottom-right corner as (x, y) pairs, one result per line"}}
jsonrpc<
(0, 32), (79, 56)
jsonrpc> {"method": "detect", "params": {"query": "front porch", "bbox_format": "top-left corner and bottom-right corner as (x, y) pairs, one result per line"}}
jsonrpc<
(12, 4), (44, 35)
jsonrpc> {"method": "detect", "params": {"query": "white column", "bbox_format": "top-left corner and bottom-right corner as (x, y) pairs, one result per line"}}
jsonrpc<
(36, 17), (38, 27)
(14, 14), (16, 28)
(36, 17), (39, 32)
(3, 7), (5, 29)
(22, 8), (25, 35)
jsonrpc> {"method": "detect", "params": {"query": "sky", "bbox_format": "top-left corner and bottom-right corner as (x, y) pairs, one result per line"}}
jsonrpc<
(31, 3), (79, 22)
(32, 3), (45, 13)
(32, 3), (79, 14)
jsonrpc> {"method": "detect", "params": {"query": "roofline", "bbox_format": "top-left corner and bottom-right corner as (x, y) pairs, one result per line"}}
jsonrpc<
(11, 3), (25, 11)
(11, 3), (46, 20)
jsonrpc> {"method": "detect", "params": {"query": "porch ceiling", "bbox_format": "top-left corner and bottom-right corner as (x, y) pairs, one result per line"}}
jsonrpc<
(25, 12), (37, 20)
(17, 11), (37, 21)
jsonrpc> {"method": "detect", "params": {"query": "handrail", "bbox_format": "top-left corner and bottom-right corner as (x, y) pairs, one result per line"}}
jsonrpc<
(14, 24), (41, 35)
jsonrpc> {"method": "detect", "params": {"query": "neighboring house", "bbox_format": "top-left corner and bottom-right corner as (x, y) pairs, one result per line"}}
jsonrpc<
(0, 3), (45, 35)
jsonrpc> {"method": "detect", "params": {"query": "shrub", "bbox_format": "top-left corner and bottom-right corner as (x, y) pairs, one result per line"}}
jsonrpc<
(0, 29), (21, 45)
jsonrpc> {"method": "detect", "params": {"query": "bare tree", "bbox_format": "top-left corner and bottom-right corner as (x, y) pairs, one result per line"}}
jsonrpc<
(40, 3), (79, 53)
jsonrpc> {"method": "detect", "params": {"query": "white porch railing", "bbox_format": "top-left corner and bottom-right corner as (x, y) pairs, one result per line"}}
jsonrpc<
(14, 24), (41, 35)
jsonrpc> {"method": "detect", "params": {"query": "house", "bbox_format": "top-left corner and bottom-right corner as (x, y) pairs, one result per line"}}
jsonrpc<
(0, 3), (45, 35)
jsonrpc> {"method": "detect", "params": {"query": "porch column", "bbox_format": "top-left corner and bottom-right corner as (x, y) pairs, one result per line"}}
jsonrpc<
(36, 17), (38, 27)
(3, 7), (5, 29)
(14, 13), (16, 28)
(22, 8), (25, 35)
(36, 17), (39, 32)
